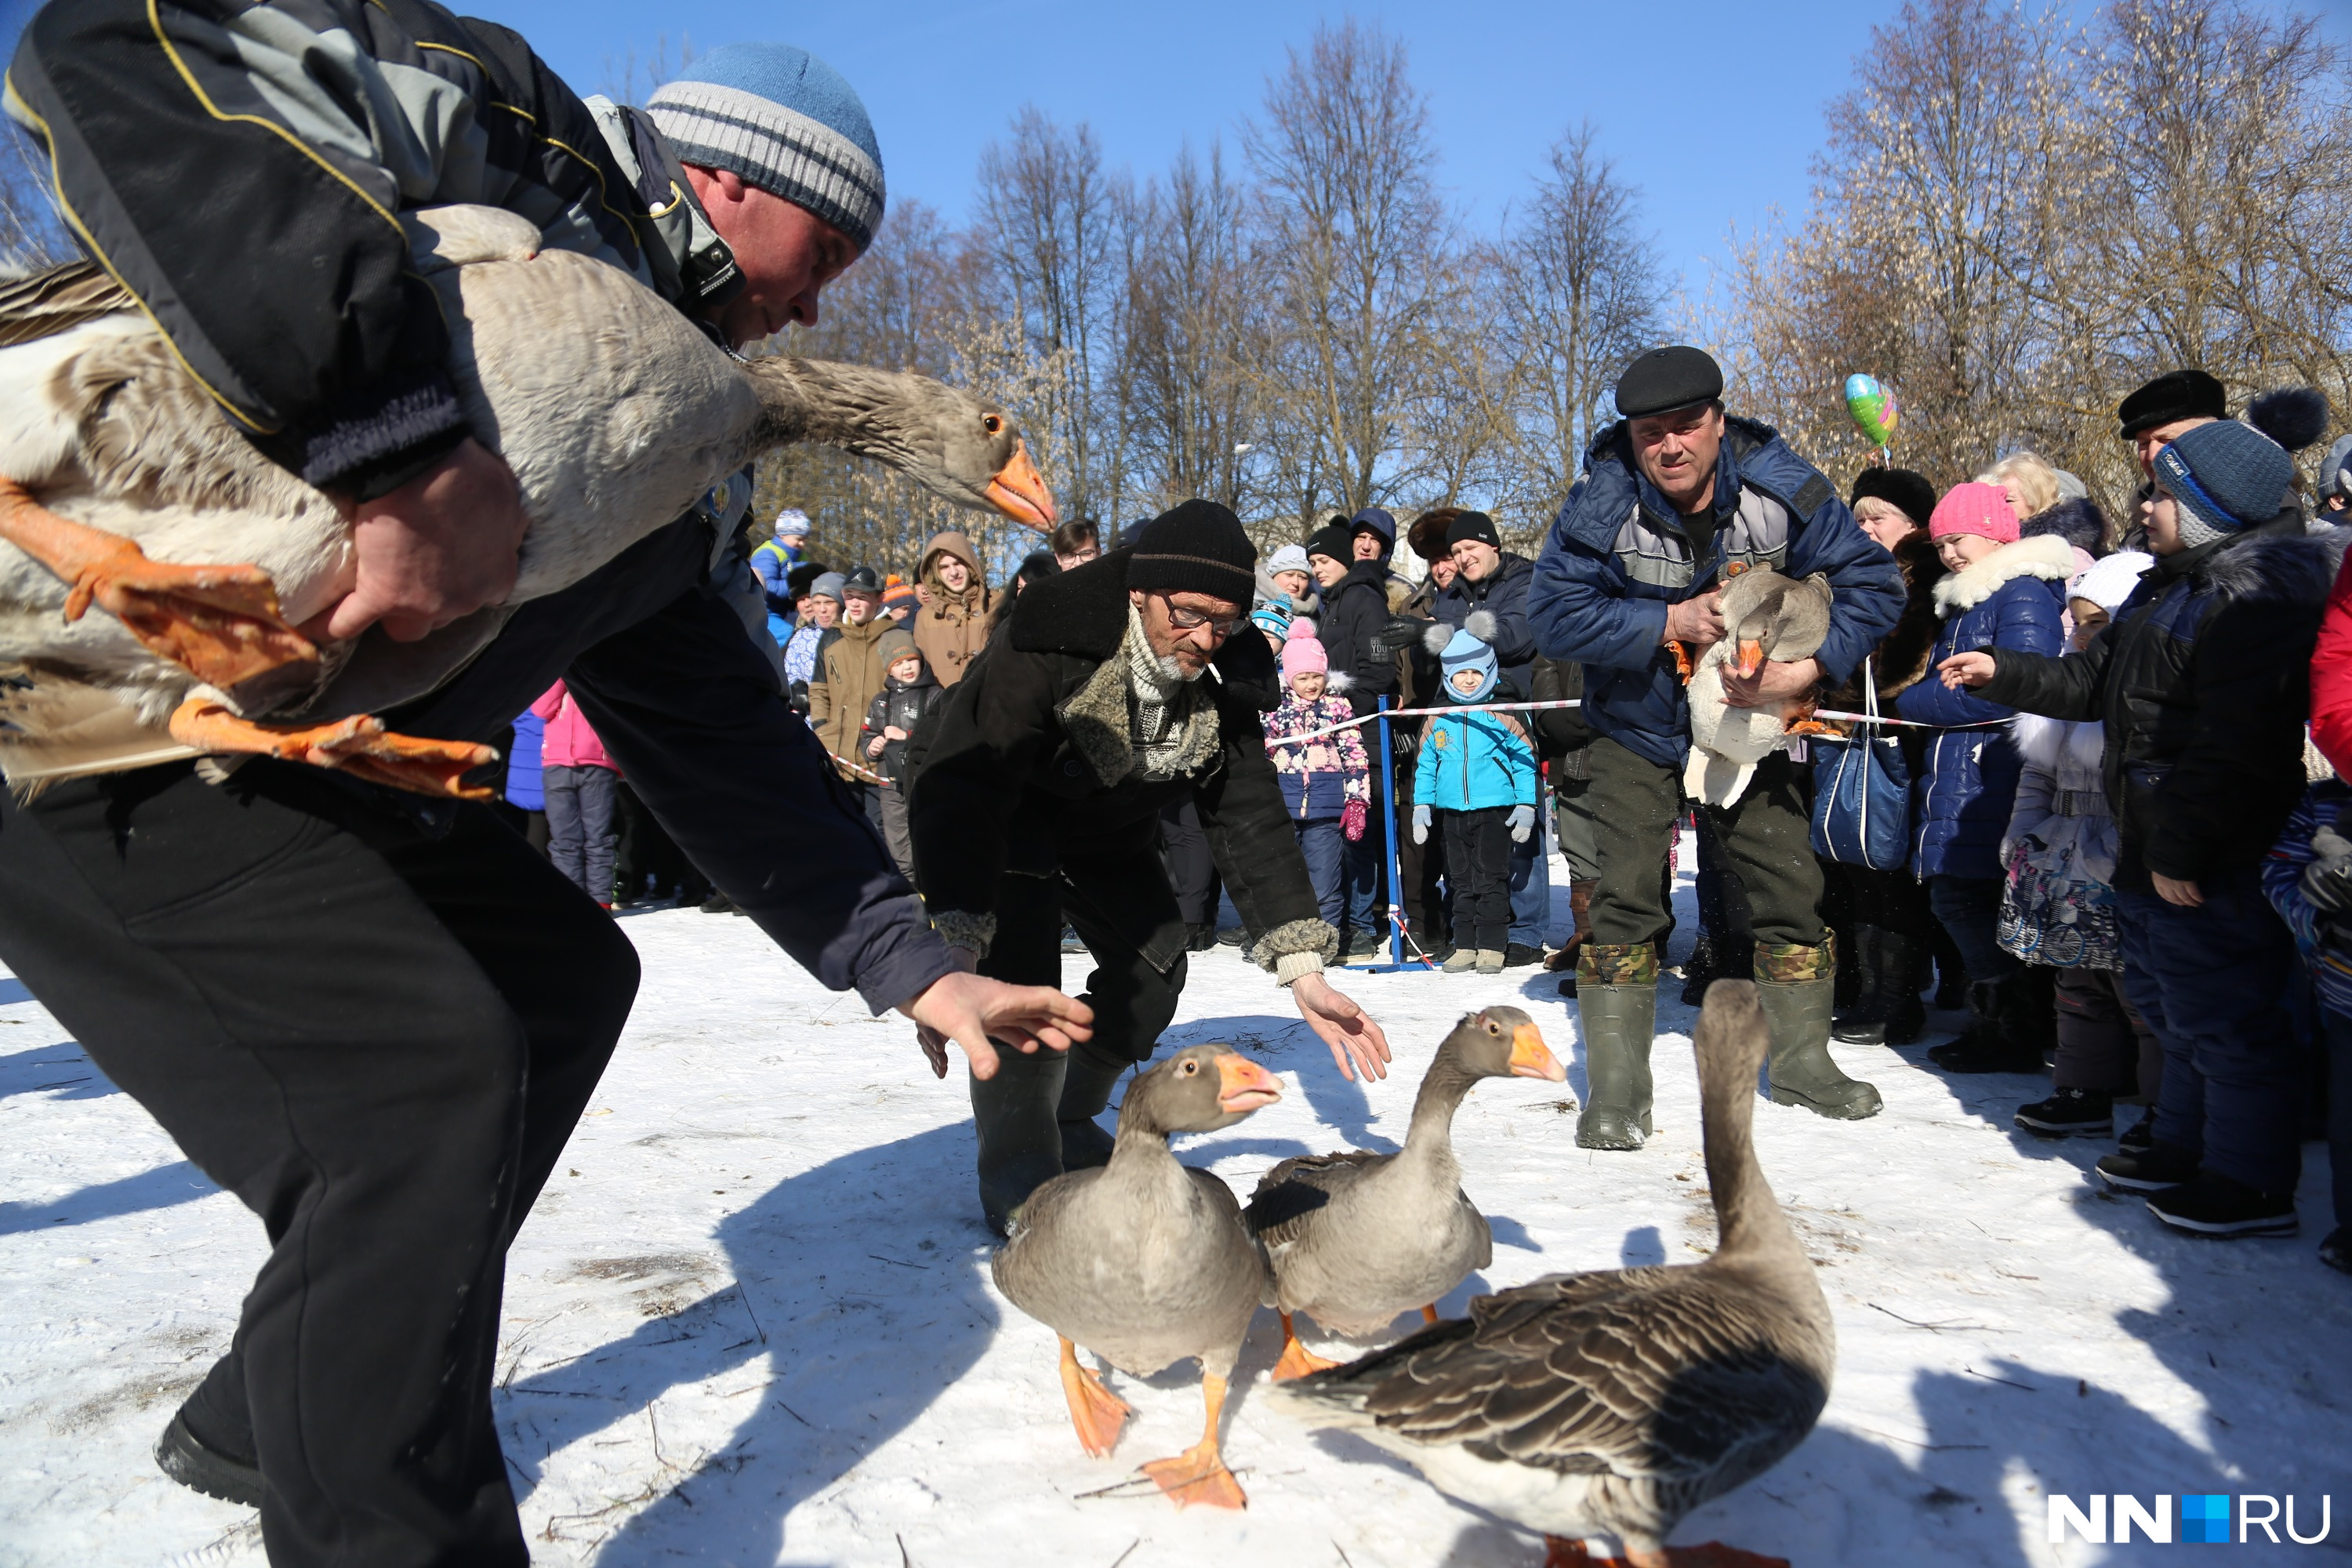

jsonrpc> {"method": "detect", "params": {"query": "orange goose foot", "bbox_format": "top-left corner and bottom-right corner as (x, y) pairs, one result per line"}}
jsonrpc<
(1054, 1336), (1131, 1458)
(0, 478), (316, 689)
(1542, 1540), (1791, 1568)
(169, 699), (495, 800)
(1421, 1303), (1441, 1325)
(1138, 1373), (1245, 1510)
(1269, 1312), (1338, 1381)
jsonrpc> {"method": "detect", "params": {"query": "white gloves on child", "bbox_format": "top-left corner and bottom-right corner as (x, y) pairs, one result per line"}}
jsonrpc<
(1507, 804), (1535, 843)
(1410, 804), (1432, 844)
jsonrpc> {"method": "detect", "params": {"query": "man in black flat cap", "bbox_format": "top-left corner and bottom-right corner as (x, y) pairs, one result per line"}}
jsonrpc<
(1529, 345), (1904, 1150)
(907, 500), (1394, 1232)
(2118, 368), (2228, 480)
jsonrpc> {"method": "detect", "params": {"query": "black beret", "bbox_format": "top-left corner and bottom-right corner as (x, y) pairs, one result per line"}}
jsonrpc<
(2117, 369), (2227, 438)
(1305, 521), (1354, 563)
(1614, 345), (1723, 419)
(1445, 510), (1501, 550)
(1849, 467), (1938, 533)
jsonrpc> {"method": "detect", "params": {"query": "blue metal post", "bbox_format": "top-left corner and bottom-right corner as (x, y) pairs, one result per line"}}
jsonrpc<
(1378, 695), (1406, 966)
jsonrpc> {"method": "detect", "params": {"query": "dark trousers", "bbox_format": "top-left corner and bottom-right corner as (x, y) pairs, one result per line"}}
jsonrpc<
(1827, 861), (1934, 938)
(2050, 966), (2159, 1095)
(2117, 869), (2303, 1193)
(1693, 808), (1755, 953)
(1295, 816), (1346, 927)
(1588, 736), (1821, 950)
(1441, 806), (1515, 953)
(0, 761), (640, 1567)
(1343, 751), (1388, 939)
(2320, 1008), (2352, 1232)
(979, 845), (1186, 1067)
(1928, 874), (2020, 983)
(543, 762), (619, 903)
(1159, 793), (1221, 926)
(613, 780), (708, 904)
(1395, 743), (1449, 943)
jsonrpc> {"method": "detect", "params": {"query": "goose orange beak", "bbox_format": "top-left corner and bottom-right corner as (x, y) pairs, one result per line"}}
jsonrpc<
(1508, 1023), (1566, 1081)
(1214, 1054), (1283, 1113)
(985, 439), (1058, 531)
(1732, 637), (1768, 679)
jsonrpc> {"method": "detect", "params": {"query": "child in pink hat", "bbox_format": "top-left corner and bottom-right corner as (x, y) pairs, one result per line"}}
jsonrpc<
(1266, 623), (1371, 928)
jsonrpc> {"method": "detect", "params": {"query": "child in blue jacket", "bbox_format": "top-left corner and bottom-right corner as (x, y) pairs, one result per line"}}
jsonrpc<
(1414, 626), (1537, 975)
(2259, 771), (2352, 1274)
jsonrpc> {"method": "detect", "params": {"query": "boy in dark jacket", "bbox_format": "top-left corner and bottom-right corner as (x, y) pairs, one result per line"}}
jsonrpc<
(2259, 775), (2352, 1274)
(1942, 419), (2336, 1237)
(863, 628), (944, 881)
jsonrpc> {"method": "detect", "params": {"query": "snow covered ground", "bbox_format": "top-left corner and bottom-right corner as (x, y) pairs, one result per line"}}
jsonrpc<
(2, 844), (2347, 1567)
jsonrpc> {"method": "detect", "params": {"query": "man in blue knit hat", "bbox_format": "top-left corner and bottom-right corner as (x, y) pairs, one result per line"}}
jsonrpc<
(5, 9), (1086, 1562)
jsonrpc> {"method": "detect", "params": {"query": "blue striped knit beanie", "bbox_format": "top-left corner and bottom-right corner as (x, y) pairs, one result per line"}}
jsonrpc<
(646, 44), (887, 252)
(2153, 419), (2295, 549)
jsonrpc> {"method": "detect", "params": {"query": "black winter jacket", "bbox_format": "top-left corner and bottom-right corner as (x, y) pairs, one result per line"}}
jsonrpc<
(1982, 516), (2343, 891)
(906, 551), (1329, 972)
(863, 670), (945, 785)
(1434, 552), (1539, 695)
(1319, 560), (1402, 717)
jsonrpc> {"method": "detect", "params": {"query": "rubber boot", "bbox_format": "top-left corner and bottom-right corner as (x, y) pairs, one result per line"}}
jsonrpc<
(1756, 940), (1882, 1120)
(971, 1045), (1068, 1236)
(1575, 942), (1657, 1150)
(1055, 1044), (1131, 1173)
(1930, 974), (2046, 1073)
(1831, 925), (1885, 1043)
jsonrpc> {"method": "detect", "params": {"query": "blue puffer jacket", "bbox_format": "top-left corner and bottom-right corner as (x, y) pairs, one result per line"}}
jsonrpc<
(1415, 710), (1538, 812)
(1529, 417), (1904, 768)
(1893, 535), (2072, 879)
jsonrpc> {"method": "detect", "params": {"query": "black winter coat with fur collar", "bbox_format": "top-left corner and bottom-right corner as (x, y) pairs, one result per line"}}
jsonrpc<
(904, 550), (1327, 968)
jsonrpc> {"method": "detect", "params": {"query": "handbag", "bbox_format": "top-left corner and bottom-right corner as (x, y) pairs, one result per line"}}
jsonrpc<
(1809, 659), (1911, 870)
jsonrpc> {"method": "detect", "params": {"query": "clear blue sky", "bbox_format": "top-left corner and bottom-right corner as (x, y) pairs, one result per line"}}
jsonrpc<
(5, 0), (2347, 295)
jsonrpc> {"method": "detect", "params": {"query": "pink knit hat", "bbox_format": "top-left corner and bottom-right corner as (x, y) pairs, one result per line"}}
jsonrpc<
(1280, 621), (1329, 678)
(1929, 482), (2020, 544)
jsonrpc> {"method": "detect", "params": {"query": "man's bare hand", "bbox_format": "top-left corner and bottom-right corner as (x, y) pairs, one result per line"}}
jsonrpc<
(1663, 589), (1726, 650)
(318, 437), (530, 643)
(902, 949), (1091, 1080)
(1939, 651), (1998, 690)
(2153, 873), (2204, 908)
(1721, 655), (1823, 710)
(1291, 971), (1392, 1082)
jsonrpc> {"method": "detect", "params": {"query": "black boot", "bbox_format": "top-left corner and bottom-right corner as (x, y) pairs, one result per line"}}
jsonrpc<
(970, 1047), (1067, 1236)
(2015, 1086), (2114, 1138)
(1055, 1045), (1130, 1172)
(1678, 931), (1720, 1007)
(1831, 926), (1885, 1043)
(1875, 931), (1928, 1045)
(156, 1356), (262, 1506)
(1929, 977), (2045, 1073)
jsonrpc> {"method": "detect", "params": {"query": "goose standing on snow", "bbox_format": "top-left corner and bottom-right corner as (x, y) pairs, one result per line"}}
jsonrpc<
(1274, 981), (1833, 1568)
(1682, 566), (1835, 807)
(0, 209), (1053, 797)
(993, 1043), (1282, 1511)
(1246, 1007), (1565, 1380)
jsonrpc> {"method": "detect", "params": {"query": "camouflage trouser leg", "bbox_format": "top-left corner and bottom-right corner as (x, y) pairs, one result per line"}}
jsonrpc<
(1587, 738), (1824, 950)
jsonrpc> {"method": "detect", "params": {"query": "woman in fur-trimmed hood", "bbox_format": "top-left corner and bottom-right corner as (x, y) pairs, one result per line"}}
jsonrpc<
(913, 528), (1001, 687)
(903, 500), (1394, 1233)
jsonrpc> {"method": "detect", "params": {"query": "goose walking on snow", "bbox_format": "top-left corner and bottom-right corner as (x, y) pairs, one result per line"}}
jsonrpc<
(1245, 1006), (1564, 1380)
(992, 1043), (1283, 1511)
(1273, 981), (1832, 1568)
(0, 204), (1054, 797)
(1682, 566), (1835, 807)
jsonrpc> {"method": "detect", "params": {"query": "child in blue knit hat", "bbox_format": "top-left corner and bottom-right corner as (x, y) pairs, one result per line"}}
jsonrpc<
(1412, 623), (1538, 974)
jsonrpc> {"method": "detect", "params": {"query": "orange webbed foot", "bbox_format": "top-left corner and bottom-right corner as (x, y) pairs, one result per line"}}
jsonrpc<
(1055, 1337), (1131, 1458)
(1541, 1541), (1788, 1568)
(1668, 641), (1696, 682)
(1421, 1303), (1441, 1325)
(1270, 1313), (1340, 1381)
(169, 699), (495, 800)
(0, 478), (316, 689)
(1139, 1440), (1247, 1510)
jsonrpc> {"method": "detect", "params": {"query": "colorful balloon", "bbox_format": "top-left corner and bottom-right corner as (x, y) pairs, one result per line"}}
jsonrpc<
(1845, 373), (1900, 449)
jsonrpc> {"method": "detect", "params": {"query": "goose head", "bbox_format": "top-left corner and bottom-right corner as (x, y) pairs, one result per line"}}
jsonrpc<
(746, 356), (1058, 528)
(1121, 1044), (1283, 1138)
(1720, 568), (1834, 679)
(1437, 1006), (1565, 1082)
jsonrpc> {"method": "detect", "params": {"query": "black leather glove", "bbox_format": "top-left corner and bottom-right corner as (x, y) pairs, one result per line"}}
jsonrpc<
(2301, 825), (2352, 915)
(1367, 615), (1425, 662)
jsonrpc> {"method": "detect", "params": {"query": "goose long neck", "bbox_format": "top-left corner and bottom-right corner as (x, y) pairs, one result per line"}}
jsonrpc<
(1400, 1054), (1475, 1170)
(1702, 1057), (1800, 1263)
(747, 354), (915, 465)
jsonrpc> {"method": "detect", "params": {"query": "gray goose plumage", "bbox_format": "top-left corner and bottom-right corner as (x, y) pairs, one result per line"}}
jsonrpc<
(991, 1043), (1281, 1511)
(0, 205), (1055, 797)
(1272, 982), (1832, 1568)
(1245, 1006), (1564, 1380)
(1682, 566), (1834, 808)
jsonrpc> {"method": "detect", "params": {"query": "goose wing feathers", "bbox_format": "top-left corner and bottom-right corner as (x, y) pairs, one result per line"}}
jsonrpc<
(1333, 1270), (1828, 1486)
(0, 261), (135, 349)
(1244, 1149), (1389, 1248)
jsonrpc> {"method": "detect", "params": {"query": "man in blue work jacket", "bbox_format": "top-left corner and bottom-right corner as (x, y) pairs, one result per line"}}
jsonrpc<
(1530, 347), (1904, 1148)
